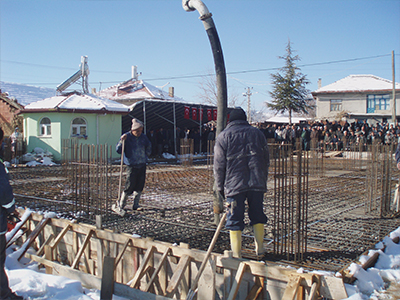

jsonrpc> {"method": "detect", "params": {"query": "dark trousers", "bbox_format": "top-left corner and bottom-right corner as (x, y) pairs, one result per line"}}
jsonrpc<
(225, 191), (267, 231)
(0, 234), (11, 298)
(124, 165), (146, 195)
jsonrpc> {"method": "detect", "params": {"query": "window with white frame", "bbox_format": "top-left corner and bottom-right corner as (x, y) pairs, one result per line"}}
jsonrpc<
(330, 99), (342, 111)
(39, 117), (51, 136)
(71, 117), (87, 137)
(367, 94), (390, 112)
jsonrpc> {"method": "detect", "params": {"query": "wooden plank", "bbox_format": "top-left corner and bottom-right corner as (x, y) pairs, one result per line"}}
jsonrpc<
(6, 213), (31, 248)
(180, 243), (190, 299)
(227, 262), (247, 300)
(114, 239), (132, 268)
(245, 276), (263, 300)
(100, 256), (115, 300)
(36, 234), (54, 257)
(144, 247), (170, 293)
(25, 253), (172, 300)
(166, 254), (191, 298)
(97, 234), (104, 277)
(281, 275), (302, 300)
(17, 217), (50, 261)
(44, 245), (53, 274)
(71, 229), (94, 269)
(198, 256), (216, 300)
(309, 275), (321, 300)
(223, 251), (234, 299)
(129, 246), (156, 289)
(50, 223), (72, 249)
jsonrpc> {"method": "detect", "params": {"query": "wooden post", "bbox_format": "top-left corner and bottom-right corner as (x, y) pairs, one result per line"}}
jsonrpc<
(100, 256), (115, 300)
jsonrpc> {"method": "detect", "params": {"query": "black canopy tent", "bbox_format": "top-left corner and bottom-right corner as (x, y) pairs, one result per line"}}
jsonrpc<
(123, 99), (233, 156)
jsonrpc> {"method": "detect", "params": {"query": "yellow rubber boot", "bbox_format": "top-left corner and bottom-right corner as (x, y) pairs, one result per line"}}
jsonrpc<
(253, 223), (265, 256)
(230, 230), (242, 258)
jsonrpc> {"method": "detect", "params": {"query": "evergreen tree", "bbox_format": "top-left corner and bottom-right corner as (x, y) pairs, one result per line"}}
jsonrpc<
(267, 41), (314, 124)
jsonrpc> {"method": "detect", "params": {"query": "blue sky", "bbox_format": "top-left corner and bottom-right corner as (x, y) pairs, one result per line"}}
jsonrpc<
(1, 0), (399, 112)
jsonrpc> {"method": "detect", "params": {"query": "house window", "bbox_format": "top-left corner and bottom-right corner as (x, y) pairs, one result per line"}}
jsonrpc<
(71, 117), (87, 137)
(39, 117), (51, 136)
(330, 99), (342, 111)
(367, 94), (390, 112)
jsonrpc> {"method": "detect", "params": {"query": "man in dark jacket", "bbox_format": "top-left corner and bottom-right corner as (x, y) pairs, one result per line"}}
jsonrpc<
(114, 119), (152, 214)
(214, 108), (270, 258)
(0, 127), (23, 300)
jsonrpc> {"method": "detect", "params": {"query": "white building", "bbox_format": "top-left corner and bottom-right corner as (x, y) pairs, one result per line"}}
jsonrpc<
(312, 74), (400, 124)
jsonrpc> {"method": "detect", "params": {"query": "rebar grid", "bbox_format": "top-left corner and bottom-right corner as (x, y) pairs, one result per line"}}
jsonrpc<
(8, 141), (400, 273)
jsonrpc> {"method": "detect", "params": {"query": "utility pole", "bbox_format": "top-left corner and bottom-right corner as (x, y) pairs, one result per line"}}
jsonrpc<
(392, 50), (396, 124)
(243, 87), (253, 123)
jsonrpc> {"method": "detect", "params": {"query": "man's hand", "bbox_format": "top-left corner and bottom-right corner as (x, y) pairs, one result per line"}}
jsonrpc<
(397, 162), (400, 171)
(121, 134), (128, 141)
(213, 190), (225, 214)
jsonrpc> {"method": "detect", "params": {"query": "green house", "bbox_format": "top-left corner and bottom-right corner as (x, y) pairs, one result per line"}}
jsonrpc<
(20, 91), (129, 162)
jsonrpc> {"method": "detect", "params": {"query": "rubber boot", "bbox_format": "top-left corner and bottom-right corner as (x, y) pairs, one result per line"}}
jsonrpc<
(253, 223), (265, 256)
(132, 191), (142, 211)
(119, 191), (128, 209)
(230, 230), (242, 258)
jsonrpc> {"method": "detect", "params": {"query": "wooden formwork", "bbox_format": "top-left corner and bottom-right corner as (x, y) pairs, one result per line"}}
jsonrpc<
(8, 209), (348, 300)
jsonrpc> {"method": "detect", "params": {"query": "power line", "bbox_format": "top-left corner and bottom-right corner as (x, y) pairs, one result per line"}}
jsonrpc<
(1, 53), (394, 86)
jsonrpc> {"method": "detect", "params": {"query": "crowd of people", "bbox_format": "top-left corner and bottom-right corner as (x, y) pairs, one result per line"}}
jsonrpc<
(145, 125), (216, 157)
(145, 118), (400, 157)
(258, 118), (400, 151)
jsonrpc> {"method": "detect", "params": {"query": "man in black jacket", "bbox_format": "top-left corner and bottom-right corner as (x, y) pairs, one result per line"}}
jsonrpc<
(0, 127), (22, 300)
(214, 108), (270, 258)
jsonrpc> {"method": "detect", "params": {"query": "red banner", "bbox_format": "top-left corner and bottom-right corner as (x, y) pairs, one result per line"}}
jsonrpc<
(192, 107), (197, 120)
(184, 106), (190, 119)
(207, 109), (212, 121)
(213, 109), (217, 121)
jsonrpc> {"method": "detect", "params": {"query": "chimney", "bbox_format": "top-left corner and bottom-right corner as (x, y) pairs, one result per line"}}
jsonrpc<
(169, 87), (174, 98)
(132, 66), (138, 81)
(318, 78), (322, 89)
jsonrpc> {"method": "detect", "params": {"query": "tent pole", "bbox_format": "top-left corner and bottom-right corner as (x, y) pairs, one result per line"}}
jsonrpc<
(173, 102), (177, 157)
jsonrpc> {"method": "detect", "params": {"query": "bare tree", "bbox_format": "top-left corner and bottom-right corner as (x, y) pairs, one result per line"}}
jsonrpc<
(197, 71), (241, 107)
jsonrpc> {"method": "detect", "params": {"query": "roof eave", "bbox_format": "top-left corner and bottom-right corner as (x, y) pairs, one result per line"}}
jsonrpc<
(312, 88), (400, 96)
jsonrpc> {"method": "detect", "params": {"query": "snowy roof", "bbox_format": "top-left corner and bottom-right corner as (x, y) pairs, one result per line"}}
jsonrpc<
(264, 115), (307, 124)
(22, 92), (129, 113)
(98, 79), (185, 102)
(312, 74), (400, 95)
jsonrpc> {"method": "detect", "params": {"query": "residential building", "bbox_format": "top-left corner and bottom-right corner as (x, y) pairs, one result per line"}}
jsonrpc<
(20, 91), (129, 162)
(312, 74), (400, 124)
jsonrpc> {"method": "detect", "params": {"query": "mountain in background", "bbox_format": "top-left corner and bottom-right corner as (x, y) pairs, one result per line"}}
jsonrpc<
(0, 81), (56, 106)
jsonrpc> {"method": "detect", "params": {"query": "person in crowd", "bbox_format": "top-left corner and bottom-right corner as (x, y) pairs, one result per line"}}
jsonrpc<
(115, 118), (152, 213)
(147, 128), (158, 158)
(156, 128), (167, 158)
(0, 127), (23, 300)
(214, 108), (269, 258)
(396, 141), (400, 171)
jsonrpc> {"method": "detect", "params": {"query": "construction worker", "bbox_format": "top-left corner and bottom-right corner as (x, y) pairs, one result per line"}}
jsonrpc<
(214, 108), (270, 258)
(115, 118), (151, 212)
(0, 127), (23, 300)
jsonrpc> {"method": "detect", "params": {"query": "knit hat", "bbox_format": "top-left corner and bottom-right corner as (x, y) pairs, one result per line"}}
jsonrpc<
(131, 118), (144, 130)
(229, 108), (247, 122)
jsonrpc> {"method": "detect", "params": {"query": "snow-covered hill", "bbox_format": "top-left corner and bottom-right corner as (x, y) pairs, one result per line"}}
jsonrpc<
(0, 81), (56, 106)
